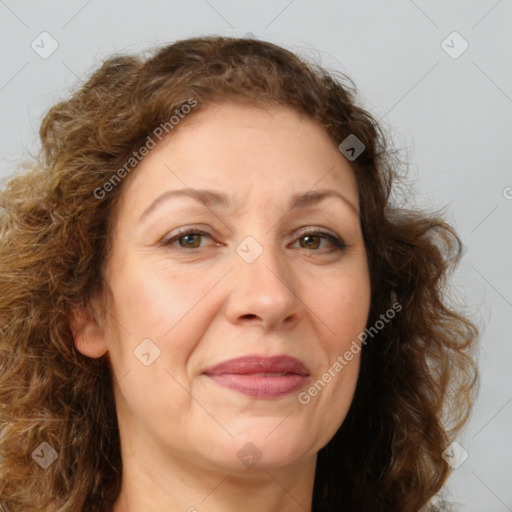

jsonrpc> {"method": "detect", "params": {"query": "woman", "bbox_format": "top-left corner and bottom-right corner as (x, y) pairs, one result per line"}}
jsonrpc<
(0, 36), (479, 512)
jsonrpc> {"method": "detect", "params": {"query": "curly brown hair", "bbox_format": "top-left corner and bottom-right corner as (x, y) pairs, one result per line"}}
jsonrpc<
(0, 36), (478, 512)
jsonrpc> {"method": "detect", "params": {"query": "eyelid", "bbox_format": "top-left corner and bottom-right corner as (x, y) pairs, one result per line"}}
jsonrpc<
(293, 225), (339, 239)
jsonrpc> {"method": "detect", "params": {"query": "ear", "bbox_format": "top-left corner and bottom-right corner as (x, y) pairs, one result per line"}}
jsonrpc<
(70, 298), (108, 358)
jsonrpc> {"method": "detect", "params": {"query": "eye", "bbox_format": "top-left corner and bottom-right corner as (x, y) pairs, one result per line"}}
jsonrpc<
(161, 228), (214, 250)
(292, 229), (347, 253)
(161, 227), (347, 253)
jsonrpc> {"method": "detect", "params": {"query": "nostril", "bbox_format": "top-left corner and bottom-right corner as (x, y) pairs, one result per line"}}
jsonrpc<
(242, 314), (258, 321)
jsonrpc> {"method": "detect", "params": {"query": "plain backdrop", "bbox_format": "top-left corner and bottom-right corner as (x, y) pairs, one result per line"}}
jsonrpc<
(1, 1), (511, 510)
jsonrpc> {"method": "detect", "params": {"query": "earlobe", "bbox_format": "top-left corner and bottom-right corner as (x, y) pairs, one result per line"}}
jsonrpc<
(70, 301), (108, 359)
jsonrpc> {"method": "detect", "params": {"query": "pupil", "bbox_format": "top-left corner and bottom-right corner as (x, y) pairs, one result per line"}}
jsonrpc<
(303, 235), (319, 249)
(182, 234), (199, 247)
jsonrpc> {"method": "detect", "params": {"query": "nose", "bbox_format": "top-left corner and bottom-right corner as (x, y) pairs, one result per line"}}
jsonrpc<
(224, 238), (304, 332)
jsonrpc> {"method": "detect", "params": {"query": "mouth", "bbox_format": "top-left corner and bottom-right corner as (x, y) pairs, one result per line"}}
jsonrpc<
(202, 355), (310, 399)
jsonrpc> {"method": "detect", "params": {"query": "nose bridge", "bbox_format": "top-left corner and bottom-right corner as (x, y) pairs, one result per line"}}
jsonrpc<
(236, 231), (293, 293)
(226, 230), (301, 329)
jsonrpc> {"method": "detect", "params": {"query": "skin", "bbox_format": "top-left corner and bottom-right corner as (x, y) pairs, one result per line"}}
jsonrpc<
(71, 102), (371, 512)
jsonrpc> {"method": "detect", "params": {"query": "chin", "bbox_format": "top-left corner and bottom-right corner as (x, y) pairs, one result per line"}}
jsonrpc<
(202, 427), (317, 471)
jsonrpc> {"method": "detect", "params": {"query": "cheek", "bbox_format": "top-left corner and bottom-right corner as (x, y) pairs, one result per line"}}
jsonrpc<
(303, 266), (369, 409)
(106, 261), (219, 421)
(300, 279), (367, 447)
(311, 268), (371, 350)
(110, 265), (182, 332)
(106, 259), (220, 367)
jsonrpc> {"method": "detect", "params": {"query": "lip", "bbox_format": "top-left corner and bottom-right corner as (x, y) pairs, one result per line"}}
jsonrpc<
(203, 355), (310, 399)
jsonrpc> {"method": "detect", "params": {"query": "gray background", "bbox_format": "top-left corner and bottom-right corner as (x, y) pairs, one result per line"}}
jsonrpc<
(1, 1), (511, 510)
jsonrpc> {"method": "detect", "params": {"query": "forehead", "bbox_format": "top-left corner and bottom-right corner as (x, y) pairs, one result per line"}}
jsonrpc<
(115, 101), (359, 221)
(170, 100), (337, 154)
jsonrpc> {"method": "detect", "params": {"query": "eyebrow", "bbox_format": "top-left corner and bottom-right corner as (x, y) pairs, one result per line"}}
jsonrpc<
(138, 187), (359, 222)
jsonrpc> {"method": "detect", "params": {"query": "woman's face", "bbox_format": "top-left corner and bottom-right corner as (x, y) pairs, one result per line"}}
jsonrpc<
(76, 102), (371, 473)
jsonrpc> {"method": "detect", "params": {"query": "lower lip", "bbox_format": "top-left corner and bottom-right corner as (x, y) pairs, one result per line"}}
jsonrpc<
(206, 374), (309, 399)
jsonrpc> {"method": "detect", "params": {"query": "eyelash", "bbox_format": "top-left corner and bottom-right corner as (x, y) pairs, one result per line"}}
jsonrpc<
(161, 227), (347, 253)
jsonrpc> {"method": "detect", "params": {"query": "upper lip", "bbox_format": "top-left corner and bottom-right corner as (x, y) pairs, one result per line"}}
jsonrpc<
(203, 355), (310, 376)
